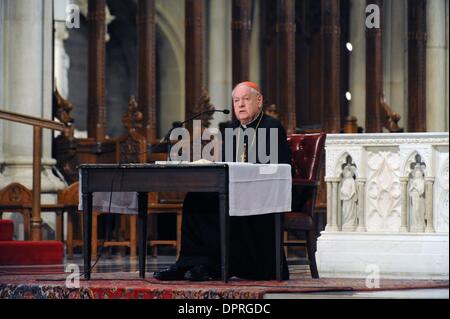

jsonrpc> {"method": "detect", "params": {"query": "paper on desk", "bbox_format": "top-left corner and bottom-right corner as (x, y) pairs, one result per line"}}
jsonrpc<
(155, 159), (214, 165)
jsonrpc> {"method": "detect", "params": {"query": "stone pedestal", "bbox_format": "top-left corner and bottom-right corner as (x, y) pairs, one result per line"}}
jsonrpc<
(317, 232), (449, 279)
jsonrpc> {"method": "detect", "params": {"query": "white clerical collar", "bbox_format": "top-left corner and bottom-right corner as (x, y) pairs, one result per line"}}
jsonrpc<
(241, 111), (263, 129)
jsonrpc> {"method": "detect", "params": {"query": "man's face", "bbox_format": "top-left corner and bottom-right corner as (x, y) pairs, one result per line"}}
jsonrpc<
(232, 85), (262, 125)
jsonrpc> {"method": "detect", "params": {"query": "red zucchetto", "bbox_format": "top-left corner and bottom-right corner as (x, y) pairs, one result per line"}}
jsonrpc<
(239, 81), (260, 94)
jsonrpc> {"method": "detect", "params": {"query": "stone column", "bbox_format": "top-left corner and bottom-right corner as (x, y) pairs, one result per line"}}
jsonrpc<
(349, 0), (366, 131)
(333, 180), (341, 231)
(407, 0), (427, 132)
(400, 176), (409, 232)
(383, 0), (407, 123)
(277, 0), (296, 134)
(249, 0), (261, 85)
(1, 0), (64, 192)
(426, 0), (446, 132)
(325, 180), (333, 231)
(321, 0), (341, 133)
(446, 0), (449, 131)
(208, 0), (232, 129)
(1, 0), (65, 239)
(231, 0), (252, 86)
(356, 178), (367, 232)
(325, 178), (340, 232)
(383, 0), (392, 106)
(365, 0), (383, 133)
(185, 0), (204, 128)
(425, 177), (435, 232)
(54, 22), (70, 99)
(337, 180), (342, 230)
(87, 0), (106, 141)
(0, 0), (7, 188)
(137, 0), (157, 143)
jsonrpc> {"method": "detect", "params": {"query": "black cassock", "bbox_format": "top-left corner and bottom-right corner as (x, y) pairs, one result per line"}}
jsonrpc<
(175, 112), (292, 280)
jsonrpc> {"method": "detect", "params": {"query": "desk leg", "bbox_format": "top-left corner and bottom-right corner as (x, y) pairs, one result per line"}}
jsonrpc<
(82, 192), (93, 280)
(138, 192), (148, 279)
(219, 193), (229, 283)
(275, 213), (283, 281)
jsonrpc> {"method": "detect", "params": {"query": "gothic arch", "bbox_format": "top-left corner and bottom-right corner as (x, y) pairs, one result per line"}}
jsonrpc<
(335, 152), (358, 178)
(403, 151), (428, 178)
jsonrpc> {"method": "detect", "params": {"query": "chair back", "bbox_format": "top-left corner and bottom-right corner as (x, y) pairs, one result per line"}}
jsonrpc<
(288, 133), (326, 183)
(287, 133), (326, 216)
(0, 183), (32, 206)
(57, 182), (80, 206)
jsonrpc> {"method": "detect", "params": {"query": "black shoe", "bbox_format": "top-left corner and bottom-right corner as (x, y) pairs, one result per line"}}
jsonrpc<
(184, 265), (219, 282)
(153, 264), (186, 281)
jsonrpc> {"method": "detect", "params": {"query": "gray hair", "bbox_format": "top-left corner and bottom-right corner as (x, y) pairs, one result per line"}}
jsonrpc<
(231, 84), (261, 98)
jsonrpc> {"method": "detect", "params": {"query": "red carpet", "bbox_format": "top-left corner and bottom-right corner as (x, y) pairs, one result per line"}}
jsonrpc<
(0, 272), (447, 299)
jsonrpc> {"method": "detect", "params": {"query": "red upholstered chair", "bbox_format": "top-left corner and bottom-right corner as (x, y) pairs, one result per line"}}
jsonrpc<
(285, 133), (326, 278)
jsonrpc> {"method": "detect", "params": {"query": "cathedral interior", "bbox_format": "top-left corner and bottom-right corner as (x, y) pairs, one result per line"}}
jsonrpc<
(0, 0), (448, 297)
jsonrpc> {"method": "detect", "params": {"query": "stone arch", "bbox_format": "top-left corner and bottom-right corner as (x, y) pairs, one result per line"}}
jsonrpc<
(403, 151), (428, 178)
(335, 152), (358, 179)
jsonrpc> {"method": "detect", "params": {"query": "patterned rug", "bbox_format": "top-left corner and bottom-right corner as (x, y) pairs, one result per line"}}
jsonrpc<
(0, 272), (448, 299)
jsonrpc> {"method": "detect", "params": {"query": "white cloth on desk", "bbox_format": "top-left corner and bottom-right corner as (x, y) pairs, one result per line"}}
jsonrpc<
(78, 171), (138, 214)
(224, 162), (292, 216)
(79, 163), (292, 216)
(78, 191), (138, 214)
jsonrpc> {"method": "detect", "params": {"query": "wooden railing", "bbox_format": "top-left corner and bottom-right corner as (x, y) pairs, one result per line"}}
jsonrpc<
(0, 109), (67, 241)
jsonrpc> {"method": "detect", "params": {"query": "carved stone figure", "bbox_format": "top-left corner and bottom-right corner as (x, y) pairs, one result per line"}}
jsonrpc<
(341, 165), (358, 230)
(409, 167), (426, 232)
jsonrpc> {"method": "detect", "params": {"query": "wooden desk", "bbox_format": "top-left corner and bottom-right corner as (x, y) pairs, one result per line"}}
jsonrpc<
(80, 163), (283, 282)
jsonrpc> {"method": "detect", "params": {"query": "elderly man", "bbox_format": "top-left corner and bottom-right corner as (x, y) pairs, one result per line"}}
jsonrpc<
(154, 81), (292, 281)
